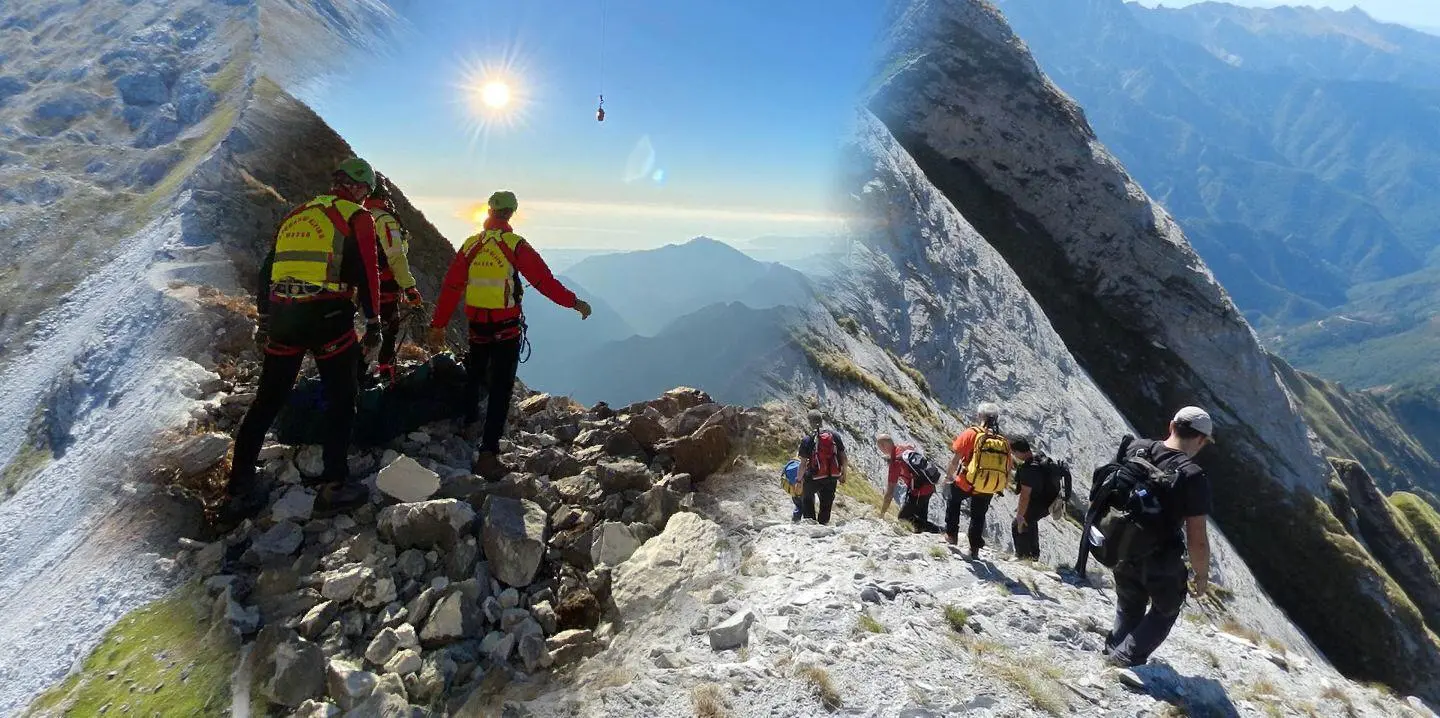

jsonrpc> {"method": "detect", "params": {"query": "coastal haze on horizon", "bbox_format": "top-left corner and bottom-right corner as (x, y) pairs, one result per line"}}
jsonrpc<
(1136, 0), (1440, 28)
(301, 1), (883, 253)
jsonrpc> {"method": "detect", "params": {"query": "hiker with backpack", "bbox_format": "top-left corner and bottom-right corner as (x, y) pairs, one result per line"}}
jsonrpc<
(1009, 437), (1072, 560)
(876, 433), (941, 533)
(944, 403), (1013, 559)
(796, 410), (847, 525)
(781, 458), (805, 522)
(1082, 407), (1214, 669)
(426, 191), (592, 480)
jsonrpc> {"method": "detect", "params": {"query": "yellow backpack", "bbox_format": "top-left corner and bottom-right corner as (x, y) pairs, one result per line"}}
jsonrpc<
(963, 427), (1011, 495)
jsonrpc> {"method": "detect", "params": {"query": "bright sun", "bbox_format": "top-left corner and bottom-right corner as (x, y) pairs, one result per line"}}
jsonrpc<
(480, 81), (511, 109)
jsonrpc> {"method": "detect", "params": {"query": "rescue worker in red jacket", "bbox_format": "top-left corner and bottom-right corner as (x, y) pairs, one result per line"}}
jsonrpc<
(876, 433), (939, 533)
(224, 158), (384, 521)
(363, 173), (423, 370)
(427, 190), (591, 479)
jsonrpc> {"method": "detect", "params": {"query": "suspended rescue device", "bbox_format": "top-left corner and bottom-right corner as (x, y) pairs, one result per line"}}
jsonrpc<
(596, 0), (607, 122)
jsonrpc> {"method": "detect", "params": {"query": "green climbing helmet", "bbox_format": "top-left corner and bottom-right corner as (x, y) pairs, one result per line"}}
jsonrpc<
(335, 157), (377, 191)
(488, 190), (519, 212)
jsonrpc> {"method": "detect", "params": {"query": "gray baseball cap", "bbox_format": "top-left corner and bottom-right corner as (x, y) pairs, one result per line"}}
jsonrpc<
(1173, 406), (1215, 442)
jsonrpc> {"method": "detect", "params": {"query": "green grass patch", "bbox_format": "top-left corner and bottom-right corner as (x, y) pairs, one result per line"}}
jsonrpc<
(857, 614), (885, 634)
(837, 467), (885, 512)
(793, 331), (937, 429)
(836, 316), (862, 337)
(2, 404), (53, 498)
(943, 605), (969, 633)
(26, 583), (238, 717)
(205, 49), (250, 95)
(1391, 491), (1440, 569)
(884, 348), (932, 396)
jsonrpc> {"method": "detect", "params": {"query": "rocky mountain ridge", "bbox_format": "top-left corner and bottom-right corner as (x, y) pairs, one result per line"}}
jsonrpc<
(833, 0), (1440, 701)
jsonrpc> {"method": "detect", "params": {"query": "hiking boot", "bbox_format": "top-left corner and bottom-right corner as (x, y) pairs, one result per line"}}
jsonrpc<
(1105, 652), (1144, 670)
(945, 533), (958, 546)
(473, 450), (510, 481)
(312, 482), (370, 517)
(968, 547), (980, 561)
(214, 487), (269, 526)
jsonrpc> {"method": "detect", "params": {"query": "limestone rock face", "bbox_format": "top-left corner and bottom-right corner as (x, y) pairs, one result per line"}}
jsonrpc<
(612, 512), (723, 619)
(482, 496), (549, 588)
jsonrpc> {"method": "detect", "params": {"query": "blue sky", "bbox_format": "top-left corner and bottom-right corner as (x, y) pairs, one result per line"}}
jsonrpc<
(303, 0), (883, 250)
(1135, 1), (1440, 28)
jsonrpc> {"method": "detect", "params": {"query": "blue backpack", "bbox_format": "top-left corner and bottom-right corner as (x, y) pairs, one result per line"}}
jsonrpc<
(781, 459), (803, 497)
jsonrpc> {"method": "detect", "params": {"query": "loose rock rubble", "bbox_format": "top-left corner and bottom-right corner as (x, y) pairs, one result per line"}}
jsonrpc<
(171, 384), (770, 714)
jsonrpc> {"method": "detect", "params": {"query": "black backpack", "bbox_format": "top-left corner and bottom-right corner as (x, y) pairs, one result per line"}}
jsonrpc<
(898, 448), (942, 489)
(1036, 460), (1071, 506)
(1077, 437), (1183, 573)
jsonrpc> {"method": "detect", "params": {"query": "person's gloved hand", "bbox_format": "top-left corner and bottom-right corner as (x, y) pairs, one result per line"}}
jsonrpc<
(402, 287), (423, 306)
(574, 299), (592, 320)
(362, 319), (383, 352)
(253, 313), (269, 352)
(425, 326), (448, 351)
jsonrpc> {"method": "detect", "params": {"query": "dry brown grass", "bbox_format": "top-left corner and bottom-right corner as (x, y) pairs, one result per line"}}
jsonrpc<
(796, 665), (842, 711)
(1219, 618), (1263, 645)
(1320, 683), (1358, 717)
(692, 683), (728, 718)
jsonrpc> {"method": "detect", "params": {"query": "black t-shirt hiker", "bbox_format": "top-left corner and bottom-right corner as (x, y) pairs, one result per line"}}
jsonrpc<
(797, 410), (847, 526)
(1106, 406), (1215, 669)
(1010, 437), (1072, 560)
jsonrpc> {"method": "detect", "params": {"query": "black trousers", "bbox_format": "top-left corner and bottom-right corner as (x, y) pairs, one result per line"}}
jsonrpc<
(944, 483), (993, 552)
(1109, 551), (1189, 665)
(377, 300), (401, 367)
(898, 492), (934, 533)
(802, 476), (839, 525)
(464, 334), (522, 453)
(230, 343), (360, 497)
(1012, 517), (1041, 559)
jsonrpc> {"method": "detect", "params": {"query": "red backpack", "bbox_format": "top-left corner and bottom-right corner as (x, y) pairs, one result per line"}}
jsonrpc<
(809, 430), (843, 478)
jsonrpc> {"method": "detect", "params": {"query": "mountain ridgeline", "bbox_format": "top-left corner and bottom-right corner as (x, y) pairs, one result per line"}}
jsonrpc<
(992, 0), (1440, 392)
(518, 237), (816, 406)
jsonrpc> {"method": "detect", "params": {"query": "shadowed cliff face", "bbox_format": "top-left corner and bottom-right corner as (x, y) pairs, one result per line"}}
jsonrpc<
(863, 0), (1440, 698)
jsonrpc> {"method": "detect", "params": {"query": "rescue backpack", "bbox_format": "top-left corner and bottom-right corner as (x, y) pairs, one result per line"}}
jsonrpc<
(1079, 437), (1183, 570)
(781, 459), (804, 497)
(809, 430), (843, 478)
(962, 427), (1011, 494)
(898, 448), (942, 491)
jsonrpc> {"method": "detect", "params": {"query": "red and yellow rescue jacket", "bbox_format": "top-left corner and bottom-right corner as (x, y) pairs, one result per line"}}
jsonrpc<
(263, 194), (381, 319)
(431, 217), (577, 327)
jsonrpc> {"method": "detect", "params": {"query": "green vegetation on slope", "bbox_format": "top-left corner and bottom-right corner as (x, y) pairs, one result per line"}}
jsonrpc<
(1392, 492), (1440, 572)
(1273, 356), (1440, 493)
(793, 331), (937, 430)
(1213, 474), (1440, 693)
(27, 583), (238, 717)
(1, 404), (53, 498)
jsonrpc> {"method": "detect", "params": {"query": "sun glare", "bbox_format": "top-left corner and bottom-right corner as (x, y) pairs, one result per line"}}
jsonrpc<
(481, 81), (511, 109)
(453, 51), (535, 149)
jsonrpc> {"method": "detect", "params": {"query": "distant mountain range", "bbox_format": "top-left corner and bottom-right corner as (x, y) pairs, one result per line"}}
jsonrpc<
(518, 237), (816, 405)
(996, 0), (1440, 389)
